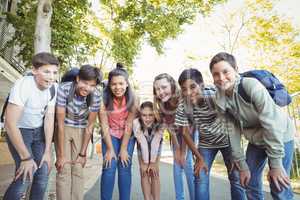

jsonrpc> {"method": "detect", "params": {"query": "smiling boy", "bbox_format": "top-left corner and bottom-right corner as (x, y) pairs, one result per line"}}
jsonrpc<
(3, 52), (59, 200)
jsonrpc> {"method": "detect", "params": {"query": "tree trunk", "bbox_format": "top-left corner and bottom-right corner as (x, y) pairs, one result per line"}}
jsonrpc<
(34, 0), (52, 53)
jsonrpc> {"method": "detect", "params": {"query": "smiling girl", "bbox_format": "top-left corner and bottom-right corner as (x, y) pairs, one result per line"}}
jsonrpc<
(153, 73), (196, 200)
(133, 101), (163, 200)
(98, 63), (138, 200)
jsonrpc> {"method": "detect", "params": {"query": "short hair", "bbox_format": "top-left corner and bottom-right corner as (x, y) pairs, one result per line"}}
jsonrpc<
(31, 52), (60, 69)
(178, 68), (203, 86)
(79, 64), (102, 85)
(209, 52), (237, 71)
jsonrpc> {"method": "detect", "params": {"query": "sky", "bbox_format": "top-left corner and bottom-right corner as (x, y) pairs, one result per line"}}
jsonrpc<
(132, 0), (300, 101)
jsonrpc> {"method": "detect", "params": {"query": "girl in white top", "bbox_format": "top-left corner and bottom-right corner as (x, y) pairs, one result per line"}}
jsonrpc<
(133, 101), (163, 200)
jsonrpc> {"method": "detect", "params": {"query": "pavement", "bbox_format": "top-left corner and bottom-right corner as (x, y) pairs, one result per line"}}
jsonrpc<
(1, 142), (300, 200)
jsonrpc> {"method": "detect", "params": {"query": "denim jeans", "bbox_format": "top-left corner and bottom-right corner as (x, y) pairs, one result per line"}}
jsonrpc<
(100, 135), (135, 200)
(246, 141), (294, 200)
(173, 129), (197, 200)
(4, 127), (49, 200)
(173, 149), (195, 200)
(195, 147), (246, 200)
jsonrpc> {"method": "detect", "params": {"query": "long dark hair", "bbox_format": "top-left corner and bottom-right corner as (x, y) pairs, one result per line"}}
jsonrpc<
(103, 63), (135, 111)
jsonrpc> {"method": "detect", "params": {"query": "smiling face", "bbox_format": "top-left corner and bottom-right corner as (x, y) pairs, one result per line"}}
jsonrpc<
(110, 75), (128, 98)
(76, 77), (97, 97)
(32, 64), (59, 90)
(211, 60), (238, 93)
(154, 78), (173, 103)
(180, 79), (202, 105)
(140, 106), (155, 128)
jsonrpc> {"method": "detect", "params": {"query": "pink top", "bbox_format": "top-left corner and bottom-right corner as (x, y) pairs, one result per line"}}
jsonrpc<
(108, 96), (129, 139)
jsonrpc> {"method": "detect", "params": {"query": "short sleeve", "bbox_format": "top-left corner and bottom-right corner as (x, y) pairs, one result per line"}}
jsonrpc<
(8, 78), (28, 107)
(174, 100), (189, 127)
(47, 83), (58, 107)
(89, 90), (101, 112)
(56, 83), (67, 107)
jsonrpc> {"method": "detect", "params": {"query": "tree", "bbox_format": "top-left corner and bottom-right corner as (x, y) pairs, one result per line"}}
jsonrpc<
(93, 0), (226, 70)
(6, 0), (100, 70)
(34, 0), (52, 53)
(5, 0), (226, 71)
(204, 0), (300, 93)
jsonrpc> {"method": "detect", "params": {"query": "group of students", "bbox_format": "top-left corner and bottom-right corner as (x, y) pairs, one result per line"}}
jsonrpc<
(2, 51), (295, 200)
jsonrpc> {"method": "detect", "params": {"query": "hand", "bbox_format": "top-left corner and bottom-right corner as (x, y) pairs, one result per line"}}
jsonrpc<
(230, 161), (251, 188)
(140, 162), (148, 177)
(103, 149), (116, 168)
(239, 170), (251, 187)
(75, 155), (87, 168)
(194, 156), (208, 177)
(119, 149), (130, 168)
(148, 163), (159, 178)
(39, 151), (52, 175)
(268, 167), (290, 191)
(55, 156), (72, 173)
(15, 159), (38, 183)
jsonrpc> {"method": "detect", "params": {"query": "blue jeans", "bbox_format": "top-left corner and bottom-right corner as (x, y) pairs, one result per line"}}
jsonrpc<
(4, 127), (49, 200)
(100, 135), (135, 200)
(173, 129), (196, 200)
(246, 141), (294, 200)
(195, 147), (246, 200)
(173, 149), (195, 200)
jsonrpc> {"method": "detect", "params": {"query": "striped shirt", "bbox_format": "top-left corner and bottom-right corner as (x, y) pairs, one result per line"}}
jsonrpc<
(175, 98), (229, 148)
(56, 82), (101, 128)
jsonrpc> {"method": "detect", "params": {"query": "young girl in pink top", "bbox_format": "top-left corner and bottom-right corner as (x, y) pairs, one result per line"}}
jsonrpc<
(98, 63), (138, 200)
(133, 101), (163, 200)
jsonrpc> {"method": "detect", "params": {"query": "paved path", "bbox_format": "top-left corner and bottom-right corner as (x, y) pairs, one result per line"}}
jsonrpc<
(84, 155), (300, 200)
(1, 148), (300, 200)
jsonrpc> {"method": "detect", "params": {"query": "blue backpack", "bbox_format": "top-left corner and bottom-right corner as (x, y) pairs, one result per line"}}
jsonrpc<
(238, 70), (292, 107)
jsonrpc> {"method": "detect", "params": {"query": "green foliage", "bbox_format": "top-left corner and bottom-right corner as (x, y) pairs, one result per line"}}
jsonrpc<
(6, 0), (225, 72)
(242, 0), (300, 94)
(6, 0), (102, 70)
(94, 0), (226, 70)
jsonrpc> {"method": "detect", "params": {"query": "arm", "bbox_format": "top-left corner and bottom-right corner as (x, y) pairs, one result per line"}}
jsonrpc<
(245, 79), (291, 189)
(119, 103), (137, 167)
(98, 103), (116, 168)
(40, 104), (55, 173)
(181, 126), (207, 176)
(224, 113), (251, 187)
(76, 111), (97, 167)
(5, 103), (37, 182)
(55, 106), (68, 172)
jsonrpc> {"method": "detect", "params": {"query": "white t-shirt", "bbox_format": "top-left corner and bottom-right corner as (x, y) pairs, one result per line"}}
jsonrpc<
(8, 76), (57, 128)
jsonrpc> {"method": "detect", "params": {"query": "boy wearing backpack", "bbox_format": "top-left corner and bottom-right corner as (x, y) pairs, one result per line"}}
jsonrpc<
(55, 65), (102, 200)
(3, 52), (59, 200)
(209, 52), (295, 200)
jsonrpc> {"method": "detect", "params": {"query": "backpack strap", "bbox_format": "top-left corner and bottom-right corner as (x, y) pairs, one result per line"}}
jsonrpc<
(49, 85), (56, 101)
(0, 95), (9, 124)
(238, 78), (251, 104)
(66, 81), (93, 107)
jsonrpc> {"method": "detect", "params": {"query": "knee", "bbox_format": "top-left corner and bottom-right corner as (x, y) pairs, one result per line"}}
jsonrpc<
(194, 172), (209, 185)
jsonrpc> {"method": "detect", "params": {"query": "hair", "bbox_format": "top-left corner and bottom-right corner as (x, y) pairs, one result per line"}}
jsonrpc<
(32, 52), (60, 69)
(103, 63), (135, 111)
(78, 64), (102, 85)
(138, 101), (159, 132)
(153, 73), (180, 121)
(178, 68), (204, 87)
(209, 52), (237, 71)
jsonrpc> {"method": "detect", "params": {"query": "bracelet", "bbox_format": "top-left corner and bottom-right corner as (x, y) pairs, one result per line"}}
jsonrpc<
(21, 156), (33, 162)
(78, 153), (86, 157)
